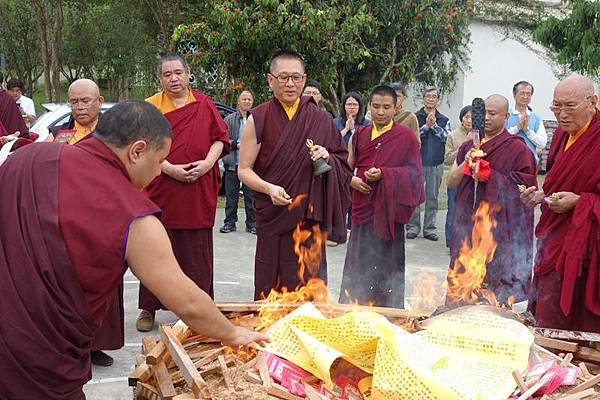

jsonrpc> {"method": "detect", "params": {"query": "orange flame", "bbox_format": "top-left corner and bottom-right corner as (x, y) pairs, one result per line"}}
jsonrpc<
(287, 194), (307, 211)
(292, 221), (327, 284)
(446, 201), (501, 305)
(410, 271), (447, 314)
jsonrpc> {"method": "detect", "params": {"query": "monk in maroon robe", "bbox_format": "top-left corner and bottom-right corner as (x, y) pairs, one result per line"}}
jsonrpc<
(0, 100), (266, 399)
(239, 50), (352, 300)
(447, 95), (537, 304)
(340, 85), (424, 308)
(0, 88), (28, 141)
(521, 75), (600, 331)
(137, 54), (229, 331)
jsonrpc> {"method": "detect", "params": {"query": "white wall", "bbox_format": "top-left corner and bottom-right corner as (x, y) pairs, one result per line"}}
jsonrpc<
(461, 21), (559, 121)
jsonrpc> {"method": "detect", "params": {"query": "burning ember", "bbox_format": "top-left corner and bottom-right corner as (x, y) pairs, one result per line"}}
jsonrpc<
(446, 201), (501, 306)
(410, 271), (446, 314)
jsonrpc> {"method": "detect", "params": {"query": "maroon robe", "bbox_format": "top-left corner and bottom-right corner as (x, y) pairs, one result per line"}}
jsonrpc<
(533, 110), (600, 331)
(139, 90), (229, 309)
(250, 96), (352, 299)
(0, 138), (159, 399)
(450, 130), (537, 304)
(339, 123), (424, 307)
(0, 89), (29, 138)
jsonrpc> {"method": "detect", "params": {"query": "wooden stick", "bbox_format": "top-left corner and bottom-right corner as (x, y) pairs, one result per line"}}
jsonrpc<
(564, 373), (600, 395)
(128, 362), (152, 387)
(244, 370), (263, 385)
(218, 355), (233, 390)
(154, 361), (177, 399)
(534, 336), (579, 353)
(255, 352), (271, 389)
(560, 388), (597, 399)
(578, 362), (593, 379)
(516, 372), (555, 400)
(534, 328), (600, 343)
(512, 370), (528, 393)
(147, 320), (190, 365)
(575, 346), (600, 364)
(267, 382), (305, 400)
(561, 353), (574, 367)
(135, 381), (160, 400)
(161, 325), (210, 399)
(142, 336), (158, 355)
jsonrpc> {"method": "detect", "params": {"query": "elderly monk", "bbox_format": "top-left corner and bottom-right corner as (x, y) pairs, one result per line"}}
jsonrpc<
(0, 100), (267, 400)
(50, 79), (105, 145)
(238, 50), (352, 300)
(447, 94), (537, 304)
(50, 79), (118, 367)
(0, 88), (29, 144)
(521, 74), (600, 332)
(137, 54), (230, 332)
(339, 85), (424, 307)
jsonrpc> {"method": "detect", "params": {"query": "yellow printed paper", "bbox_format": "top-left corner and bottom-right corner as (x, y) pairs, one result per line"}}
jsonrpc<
(264, 303), (533, 400)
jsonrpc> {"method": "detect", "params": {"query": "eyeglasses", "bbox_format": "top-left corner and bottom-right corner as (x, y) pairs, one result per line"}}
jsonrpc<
(68, 97), (99, 108)
(269, 73), (305, 84)
(549, 96), (591, 113)
(345, 103), (359, 108)
(304, 90), (320, 96)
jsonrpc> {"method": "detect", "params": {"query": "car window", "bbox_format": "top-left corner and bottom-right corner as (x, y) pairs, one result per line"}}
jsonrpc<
(47, 106), (112, 130)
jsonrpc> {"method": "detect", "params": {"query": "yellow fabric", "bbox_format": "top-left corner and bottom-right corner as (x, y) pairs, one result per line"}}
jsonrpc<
(281, 97), (300, 120)
(371, 120), (393, 140)
(145, 90), (195, 114)
(565, 118), (592, 150)
(69, 120), (98, 145)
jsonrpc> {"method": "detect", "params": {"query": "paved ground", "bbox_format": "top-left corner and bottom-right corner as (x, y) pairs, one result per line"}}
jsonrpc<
(83, 208), (454, 399)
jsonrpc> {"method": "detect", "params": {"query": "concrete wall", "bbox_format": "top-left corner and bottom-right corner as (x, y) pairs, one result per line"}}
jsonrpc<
(405, 20), (560, 130)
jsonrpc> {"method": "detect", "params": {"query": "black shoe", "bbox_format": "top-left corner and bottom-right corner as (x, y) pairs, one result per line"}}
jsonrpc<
(424, 233), (439, 241)
(219, 224), (236, 233)
(246, 226), (256, 234)
(91, 350), (114, 367)
(406, 232), (418, 239)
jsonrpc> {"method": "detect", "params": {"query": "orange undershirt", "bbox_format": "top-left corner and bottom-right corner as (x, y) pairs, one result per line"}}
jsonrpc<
(146, 90), (195, 114)
(565, 118), (592, 150)
(69, 120), (98, 145)
(371, 120), (393, 140)
(281, 97), (300, 120)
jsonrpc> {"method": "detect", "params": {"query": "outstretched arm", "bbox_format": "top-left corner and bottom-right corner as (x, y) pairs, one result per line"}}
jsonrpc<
(127, 215), (269, 347)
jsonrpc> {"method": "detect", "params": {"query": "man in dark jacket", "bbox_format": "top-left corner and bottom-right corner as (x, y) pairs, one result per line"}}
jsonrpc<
(407, 86), (450, 241)
(219, 90), (256, 234)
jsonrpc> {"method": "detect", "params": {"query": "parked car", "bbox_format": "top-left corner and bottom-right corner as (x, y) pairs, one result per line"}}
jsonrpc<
(30, 101), (236, 142)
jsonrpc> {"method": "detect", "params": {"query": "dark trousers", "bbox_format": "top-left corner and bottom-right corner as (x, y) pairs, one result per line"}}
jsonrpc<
(445, 186), (457, 247)
(223, 167), (255, 228)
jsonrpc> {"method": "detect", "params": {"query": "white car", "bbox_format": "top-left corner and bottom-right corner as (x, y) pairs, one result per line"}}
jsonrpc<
(30, 102), (115, 142)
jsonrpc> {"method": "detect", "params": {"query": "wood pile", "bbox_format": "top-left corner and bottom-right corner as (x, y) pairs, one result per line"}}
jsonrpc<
(129, 301), (600, 399)
(130, 301), (420, 400)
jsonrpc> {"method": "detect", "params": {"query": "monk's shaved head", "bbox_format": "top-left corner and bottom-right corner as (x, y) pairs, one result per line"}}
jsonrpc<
(485, 94), (509, 112)
(556, 74), (595, 96)
(68, 79), (100, 97)
(552, 74), (598, 133)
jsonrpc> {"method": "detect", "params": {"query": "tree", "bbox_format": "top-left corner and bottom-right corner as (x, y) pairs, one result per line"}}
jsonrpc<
(0, 0), (42, 95)
(533, 0), (600, 76)
(31, 0), (63, 102)
(174, 0), (474, 113)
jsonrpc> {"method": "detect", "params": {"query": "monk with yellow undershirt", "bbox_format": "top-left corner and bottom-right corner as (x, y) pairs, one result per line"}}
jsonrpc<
(50, 79), (121, 367)
(136, 54), (230, 332)
(521, 74), (600, 332)
(238, 50), (351, 300)
(339, 85), (424, 308)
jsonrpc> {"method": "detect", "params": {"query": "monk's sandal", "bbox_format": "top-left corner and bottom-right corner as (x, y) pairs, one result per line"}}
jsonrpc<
(136, 310), (155, 332)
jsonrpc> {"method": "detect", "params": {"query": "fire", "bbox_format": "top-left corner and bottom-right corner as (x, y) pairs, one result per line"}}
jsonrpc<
(410, 271), (446, 314)
(292, 221), (327, 284)
(287, 194), (307, 211)
(446, 201), (501, 306)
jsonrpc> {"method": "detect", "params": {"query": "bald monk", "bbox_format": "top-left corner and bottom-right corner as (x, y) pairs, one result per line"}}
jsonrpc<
(50, 79), (120, 367)
(137, 53), (230, 331)
(50, 79), (104, 145)
(0, 88), (29, 144)
(238, 49), (352, 299)
(521, 75), (600, 332)
(340, 85), (424, 308)
(0, 100), (267, 400)
(447, 94), (537, 304)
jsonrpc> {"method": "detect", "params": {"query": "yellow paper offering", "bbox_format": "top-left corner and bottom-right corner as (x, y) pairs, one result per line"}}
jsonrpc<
(264, 303), (533, 400)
